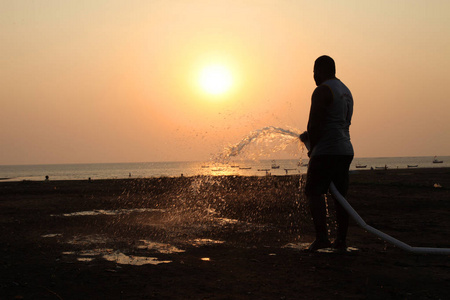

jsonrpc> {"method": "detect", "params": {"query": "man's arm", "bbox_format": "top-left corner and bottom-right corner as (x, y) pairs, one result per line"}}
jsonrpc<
(306, 85), (333, 155)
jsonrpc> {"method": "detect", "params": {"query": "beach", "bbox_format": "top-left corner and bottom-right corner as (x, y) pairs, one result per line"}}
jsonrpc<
(1, 168), (449, 299)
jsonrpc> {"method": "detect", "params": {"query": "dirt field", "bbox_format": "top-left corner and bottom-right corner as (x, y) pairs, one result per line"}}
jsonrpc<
(1, 168), (449, 299)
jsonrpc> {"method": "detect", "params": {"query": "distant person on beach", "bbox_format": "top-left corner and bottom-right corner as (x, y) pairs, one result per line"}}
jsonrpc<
(299, 55), (354, 252)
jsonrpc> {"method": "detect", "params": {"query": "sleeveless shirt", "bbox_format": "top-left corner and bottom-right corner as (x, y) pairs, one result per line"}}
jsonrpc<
(310, 78), (354, 157)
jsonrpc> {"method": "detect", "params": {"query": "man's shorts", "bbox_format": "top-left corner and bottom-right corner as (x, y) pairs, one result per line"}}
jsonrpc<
(305, 155), (353, 197)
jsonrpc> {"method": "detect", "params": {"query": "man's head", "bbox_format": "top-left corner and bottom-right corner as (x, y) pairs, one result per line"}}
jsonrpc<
(313, 55), (336, 86)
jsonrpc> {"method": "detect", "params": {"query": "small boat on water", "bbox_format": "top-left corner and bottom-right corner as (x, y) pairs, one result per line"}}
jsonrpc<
(271, 160), (280, 169)
(355, 165), (367, 168)
(408, 165), (418, 168)
(239, 167), (252, 170)
(258, 168), (271, 175)
(433, 156), (443, 163)
(284, 168), (297, 175)
(375, 165), (388, 170)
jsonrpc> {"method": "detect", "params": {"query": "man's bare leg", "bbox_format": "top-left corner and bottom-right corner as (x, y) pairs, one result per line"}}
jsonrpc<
(308, 193), (331, 251)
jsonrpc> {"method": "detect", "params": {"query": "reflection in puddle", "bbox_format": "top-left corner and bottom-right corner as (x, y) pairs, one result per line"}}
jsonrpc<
(67, 234), (109, 245)
(61, 237), (186, 265)
(77, 257), (95, 262)
(137, 240), (185, 254)
(54, 208), (165, 217)
(79, 249), (114, 256)
(317, 247), (359, 253)
(52, 207), (253, 237)
(283, 243), (311, 250)
(103, 251), (172, 265)
(52, 205), (262, 241)
(41, 233), (62, 238)
(52, 203), (278, 266)
(216, 217), (239, 225)
(283, 243), (359, 253)
(62, 248), (172, 265)
(190, 238), (225, 246)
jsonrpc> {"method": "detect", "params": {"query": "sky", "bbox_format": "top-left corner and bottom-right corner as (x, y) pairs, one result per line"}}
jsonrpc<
(1, 0), (449, 165)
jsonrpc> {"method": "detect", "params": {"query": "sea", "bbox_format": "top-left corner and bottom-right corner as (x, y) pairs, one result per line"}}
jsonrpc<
(0, 156), (449, 182)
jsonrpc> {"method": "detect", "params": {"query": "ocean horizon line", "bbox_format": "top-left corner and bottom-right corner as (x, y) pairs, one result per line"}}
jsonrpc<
(1, 155), (449, 168)
(1, 155), (449, 182)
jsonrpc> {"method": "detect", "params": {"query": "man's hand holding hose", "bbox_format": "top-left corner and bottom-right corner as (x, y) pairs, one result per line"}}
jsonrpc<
(299, 131), (311, 156)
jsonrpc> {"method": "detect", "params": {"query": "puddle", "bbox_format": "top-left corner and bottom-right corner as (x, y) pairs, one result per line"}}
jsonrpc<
(190, 238), (225, 246)
(77, 257), (95, 262)
(103, 251), (172, 265)
(215, 217), (239, 225)
(53, 208), (165, 217)
(136, 240), (185, 254)
(61, 237), (184, 265)
(317, 247), (359, 254)
(282, 243), (311, 250)
(52, 206), (262, 239)
(41, 233), (62, 238)
(67, 234), (110, 245)
(79, 249), (114, 256)
(62, 248), (172, 265)
(283, 243), (359, 253)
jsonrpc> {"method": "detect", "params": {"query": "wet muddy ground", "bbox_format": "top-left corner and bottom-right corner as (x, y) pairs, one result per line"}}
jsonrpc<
(1, 168), (449, 299)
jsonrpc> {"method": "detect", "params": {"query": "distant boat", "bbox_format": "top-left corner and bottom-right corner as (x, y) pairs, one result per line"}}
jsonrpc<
(239, 167), (252, 170)
(257, 168), (271, 175)
(355, 165), (367, 168)
(284, 168), (297, 175)
(407, 165), (418, 168)
(375, 165), (388, 170)
(201, 165), (209, 168)
(271, 160), (280, 169)
(433, 156), (443, 163)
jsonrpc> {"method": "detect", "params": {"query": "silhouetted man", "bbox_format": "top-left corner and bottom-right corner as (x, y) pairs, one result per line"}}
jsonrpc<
(300, 55), (354, 251)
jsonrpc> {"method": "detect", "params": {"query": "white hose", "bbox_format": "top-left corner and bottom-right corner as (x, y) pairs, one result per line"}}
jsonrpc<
(329, 182), (450, 255)
(299, 134), (449, 255)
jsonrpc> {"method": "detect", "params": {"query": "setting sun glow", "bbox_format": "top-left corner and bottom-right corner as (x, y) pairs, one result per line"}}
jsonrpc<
(199, 64), (233, 95)
(2, 1), (450, 165)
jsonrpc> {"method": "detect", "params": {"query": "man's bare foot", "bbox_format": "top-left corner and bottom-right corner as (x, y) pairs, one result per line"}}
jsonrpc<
(307, 239), (332, 252)
(332, 239), (347, 251)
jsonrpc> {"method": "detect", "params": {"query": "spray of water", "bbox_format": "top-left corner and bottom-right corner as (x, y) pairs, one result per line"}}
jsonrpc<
(51, 126), (310, 264)
(217, 126), (304, 162)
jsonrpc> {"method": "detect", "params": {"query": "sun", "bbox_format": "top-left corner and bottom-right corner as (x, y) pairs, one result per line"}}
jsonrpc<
(198, 64), (233, 95)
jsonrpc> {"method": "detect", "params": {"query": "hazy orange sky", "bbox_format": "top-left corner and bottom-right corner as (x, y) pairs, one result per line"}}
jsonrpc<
(1, 0), (449, 165)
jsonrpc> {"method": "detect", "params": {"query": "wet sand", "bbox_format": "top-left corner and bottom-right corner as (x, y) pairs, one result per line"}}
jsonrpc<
(1, 168), (449, 299)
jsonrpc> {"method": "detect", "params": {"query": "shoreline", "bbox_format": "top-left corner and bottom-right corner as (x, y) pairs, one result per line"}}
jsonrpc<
(1, 156), (448, 182)
(1, 167), (449, 299)
(1, 166), (449, 183)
